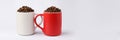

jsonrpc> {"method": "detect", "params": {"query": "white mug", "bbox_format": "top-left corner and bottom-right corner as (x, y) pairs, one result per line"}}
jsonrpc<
(16, 12), (35, 35)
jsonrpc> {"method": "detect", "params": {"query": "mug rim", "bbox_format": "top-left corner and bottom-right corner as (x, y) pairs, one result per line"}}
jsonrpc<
(17, 12), (34, 14)
(44, 12), (61, 14)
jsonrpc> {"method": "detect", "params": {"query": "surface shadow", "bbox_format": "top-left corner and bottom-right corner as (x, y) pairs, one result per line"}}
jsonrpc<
(34, 30), (73, 36)
(34, 30), (43, 35)
(61, 30), (72, 36)
(117, 32), (120, 36)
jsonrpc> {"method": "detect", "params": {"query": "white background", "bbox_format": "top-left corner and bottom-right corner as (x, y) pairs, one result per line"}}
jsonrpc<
(0, 0), (120, 40)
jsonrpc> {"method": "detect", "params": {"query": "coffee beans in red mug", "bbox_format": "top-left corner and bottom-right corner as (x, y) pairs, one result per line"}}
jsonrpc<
(17, 6), (34, 12)
(44, 6), (61, 12)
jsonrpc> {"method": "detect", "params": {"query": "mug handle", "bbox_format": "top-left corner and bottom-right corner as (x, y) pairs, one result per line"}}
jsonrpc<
(34, 14), (43, 30)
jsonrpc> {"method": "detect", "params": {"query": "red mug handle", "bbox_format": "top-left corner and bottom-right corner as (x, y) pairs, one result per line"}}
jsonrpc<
(34, 14), (43, 30)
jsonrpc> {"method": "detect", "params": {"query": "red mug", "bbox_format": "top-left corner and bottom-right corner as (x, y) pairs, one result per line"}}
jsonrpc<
(34, 12), (62, 36)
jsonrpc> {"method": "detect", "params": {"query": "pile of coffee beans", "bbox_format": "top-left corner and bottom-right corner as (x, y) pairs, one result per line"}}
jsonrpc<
(44, 6), (61, 12)
(17, 6), (34, 12)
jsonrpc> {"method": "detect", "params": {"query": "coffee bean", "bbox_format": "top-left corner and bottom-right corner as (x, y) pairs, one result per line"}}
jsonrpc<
(44, 6), (61, 12)
(17, 6), (34, 12)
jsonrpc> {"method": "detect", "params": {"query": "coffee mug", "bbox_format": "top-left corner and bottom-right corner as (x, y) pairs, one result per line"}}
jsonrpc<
(34, 12), (62, 36)
(16, 12), (36, 35)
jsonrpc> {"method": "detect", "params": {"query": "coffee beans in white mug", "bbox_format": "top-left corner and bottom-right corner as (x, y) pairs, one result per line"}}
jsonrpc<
(17, 6), (34, 12)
